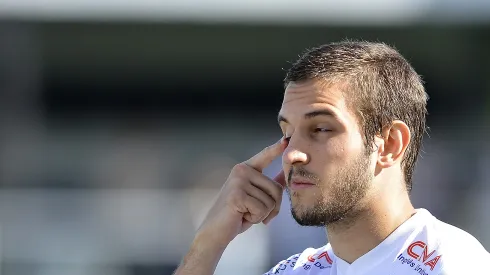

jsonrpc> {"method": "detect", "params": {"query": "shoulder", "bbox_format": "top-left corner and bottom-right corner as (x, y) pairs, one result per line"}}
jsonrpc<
(263, 244), (335, 275)
(417, 210), (490, 273)
(432, 215), (488, 254)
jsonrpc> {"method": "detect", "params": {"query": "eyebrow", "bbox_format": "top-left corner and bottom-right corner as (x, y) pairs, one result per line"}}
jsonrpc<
(278, 109), (336, 124)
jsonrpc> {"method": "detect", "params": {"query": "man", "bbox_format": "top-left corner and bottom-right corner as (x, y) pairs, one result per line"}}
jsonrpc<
(173, 41), (490, 275)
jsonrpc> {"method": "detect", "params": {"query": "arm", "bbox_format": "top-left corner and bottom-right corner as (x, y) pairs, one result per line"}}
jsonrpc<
(173, 233), (226, 275)
(173, 138), (287, 275)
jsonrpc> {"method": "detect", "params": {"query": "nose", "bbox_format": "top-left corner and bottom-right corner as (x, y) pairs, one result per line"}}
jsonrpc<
(282, 140), (309, 166)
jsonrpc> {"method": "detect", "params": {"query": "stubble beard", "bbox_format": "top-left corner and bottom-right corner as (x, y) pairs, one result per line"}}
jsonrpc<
(287, 152), (373, 227)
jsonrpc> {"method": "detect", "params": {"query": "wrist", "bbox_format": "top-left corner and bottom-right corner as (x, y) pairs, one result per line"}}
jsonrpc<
(193, 229), (230, 253)
(176, 231), (228, 274)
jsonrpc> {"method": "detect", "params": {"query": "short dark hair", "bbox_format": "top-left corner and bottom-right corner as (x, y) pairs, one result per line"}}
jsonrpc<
(284, 40), (428, 191)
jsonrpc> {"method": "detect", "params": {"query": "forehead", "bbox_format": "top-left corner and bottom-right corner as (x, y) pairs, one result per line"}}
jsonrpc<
(280, 79), (352, 120)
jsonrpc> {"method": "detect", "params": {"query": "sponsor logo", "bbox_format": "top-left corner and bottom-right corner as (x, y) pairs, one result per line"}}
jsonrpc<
(267, 256), (299, 274)
(407, 241), (441, 271)
(302, 251), (333, 271)
(307, 251), (333, 265)
(267, 250), (334, 274)
(397, 241), (441, 275)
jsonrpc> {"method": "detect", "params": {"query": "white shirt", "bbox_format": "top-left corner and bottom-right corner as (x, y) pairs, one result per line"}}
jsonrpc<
(263, 209), (490, 275)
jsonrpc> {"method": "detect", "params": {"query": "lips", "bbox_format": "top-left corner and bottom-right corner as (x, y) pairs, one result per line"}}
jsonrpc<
(289, 178), (316, 190)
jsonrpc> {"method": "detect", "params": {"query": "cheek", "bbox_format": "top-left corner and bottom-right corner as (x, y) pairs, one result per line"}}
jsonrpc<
(307, 142), (344, 176)
(321, 137), (347, 160)
(316, 134), (363, 165)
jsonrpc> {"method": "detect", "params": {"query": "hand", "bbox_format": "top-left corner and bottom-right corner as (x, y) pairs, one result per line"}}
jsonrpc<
(195, 138), (287, 247)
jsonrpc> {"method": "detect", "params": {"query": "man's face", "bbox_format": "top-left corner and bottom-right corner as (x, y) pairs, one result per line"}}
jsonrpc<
(278, 79), (375, 226)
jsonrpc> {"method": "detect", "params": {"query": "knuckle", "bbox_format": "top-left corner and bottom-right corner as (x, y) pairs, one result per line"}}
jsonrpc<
(232, 163), (248, 176)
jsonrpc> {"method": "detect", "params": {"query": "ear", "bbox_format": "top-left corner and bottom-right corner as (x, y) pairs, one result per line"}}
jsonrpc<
(376, 120), (411, 169)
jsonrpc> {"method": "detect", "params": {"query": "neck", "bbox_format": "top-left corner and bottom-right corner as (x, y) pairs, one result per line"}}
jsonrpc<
(325, 185), (415, 264)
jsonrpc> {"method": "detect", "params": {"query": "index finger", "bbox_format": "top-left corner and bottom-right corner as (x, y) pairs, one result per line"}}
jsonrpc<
(245, 138), (286, 172)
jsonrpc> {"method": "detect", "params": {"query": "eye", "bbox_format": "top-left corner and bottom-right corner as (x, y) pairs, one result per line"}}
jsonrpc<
(315, 128), (331, 133)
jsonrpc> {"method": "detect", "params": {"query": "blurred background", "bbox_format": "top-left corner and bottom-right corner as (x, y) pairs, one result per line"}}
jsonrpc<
(0, 0), (489, 274)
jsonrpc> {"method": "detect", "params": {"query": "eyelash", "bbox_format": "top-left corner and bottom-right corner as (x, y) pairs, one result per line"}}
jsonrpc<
(315, 128), (331, 133)
(284, 128), (330, 141)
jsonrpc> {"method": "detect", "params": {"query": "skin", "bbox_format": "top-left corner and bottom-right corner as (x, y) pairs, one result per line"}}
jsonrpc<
(279, 79), (415, 263)
(174, 79), (416, 275)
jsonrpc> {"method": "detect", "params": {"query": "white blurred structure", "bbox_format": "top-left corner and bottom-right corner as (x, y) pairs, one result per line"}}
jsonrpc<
(0, 0), (490, 24)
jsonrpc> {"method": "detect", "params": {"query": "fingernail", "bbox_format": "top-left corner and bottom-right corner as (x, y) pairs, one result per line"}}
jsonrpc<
(280, 137), (289, 148)
(281, 136), (288, 144)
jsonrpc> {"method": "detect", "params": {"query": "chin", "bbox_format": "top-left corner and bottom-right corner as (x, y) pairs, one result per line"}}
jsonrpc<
(290, 201), (355, 227)
(291, 206), (319, 223)
(290, 200), (311, 214)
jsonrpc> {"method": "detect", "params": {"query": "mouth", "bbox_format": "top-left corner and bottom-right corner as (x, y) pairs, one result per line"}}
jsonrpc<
(289, 178), (316, 191)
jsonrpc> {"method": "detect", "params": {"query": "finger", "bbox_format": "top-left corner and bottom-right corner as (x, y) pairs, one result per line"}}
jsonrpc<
(262, 209), (280, 225)
(273, 170), (286, 188)
(244, 138), (286, 172)
(262, 171), (286, 225)
(242, 196), (269, 224)
(245, 184), (276, 212)
(240, 165), (283, 207)
(245, 169), (283, 225)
